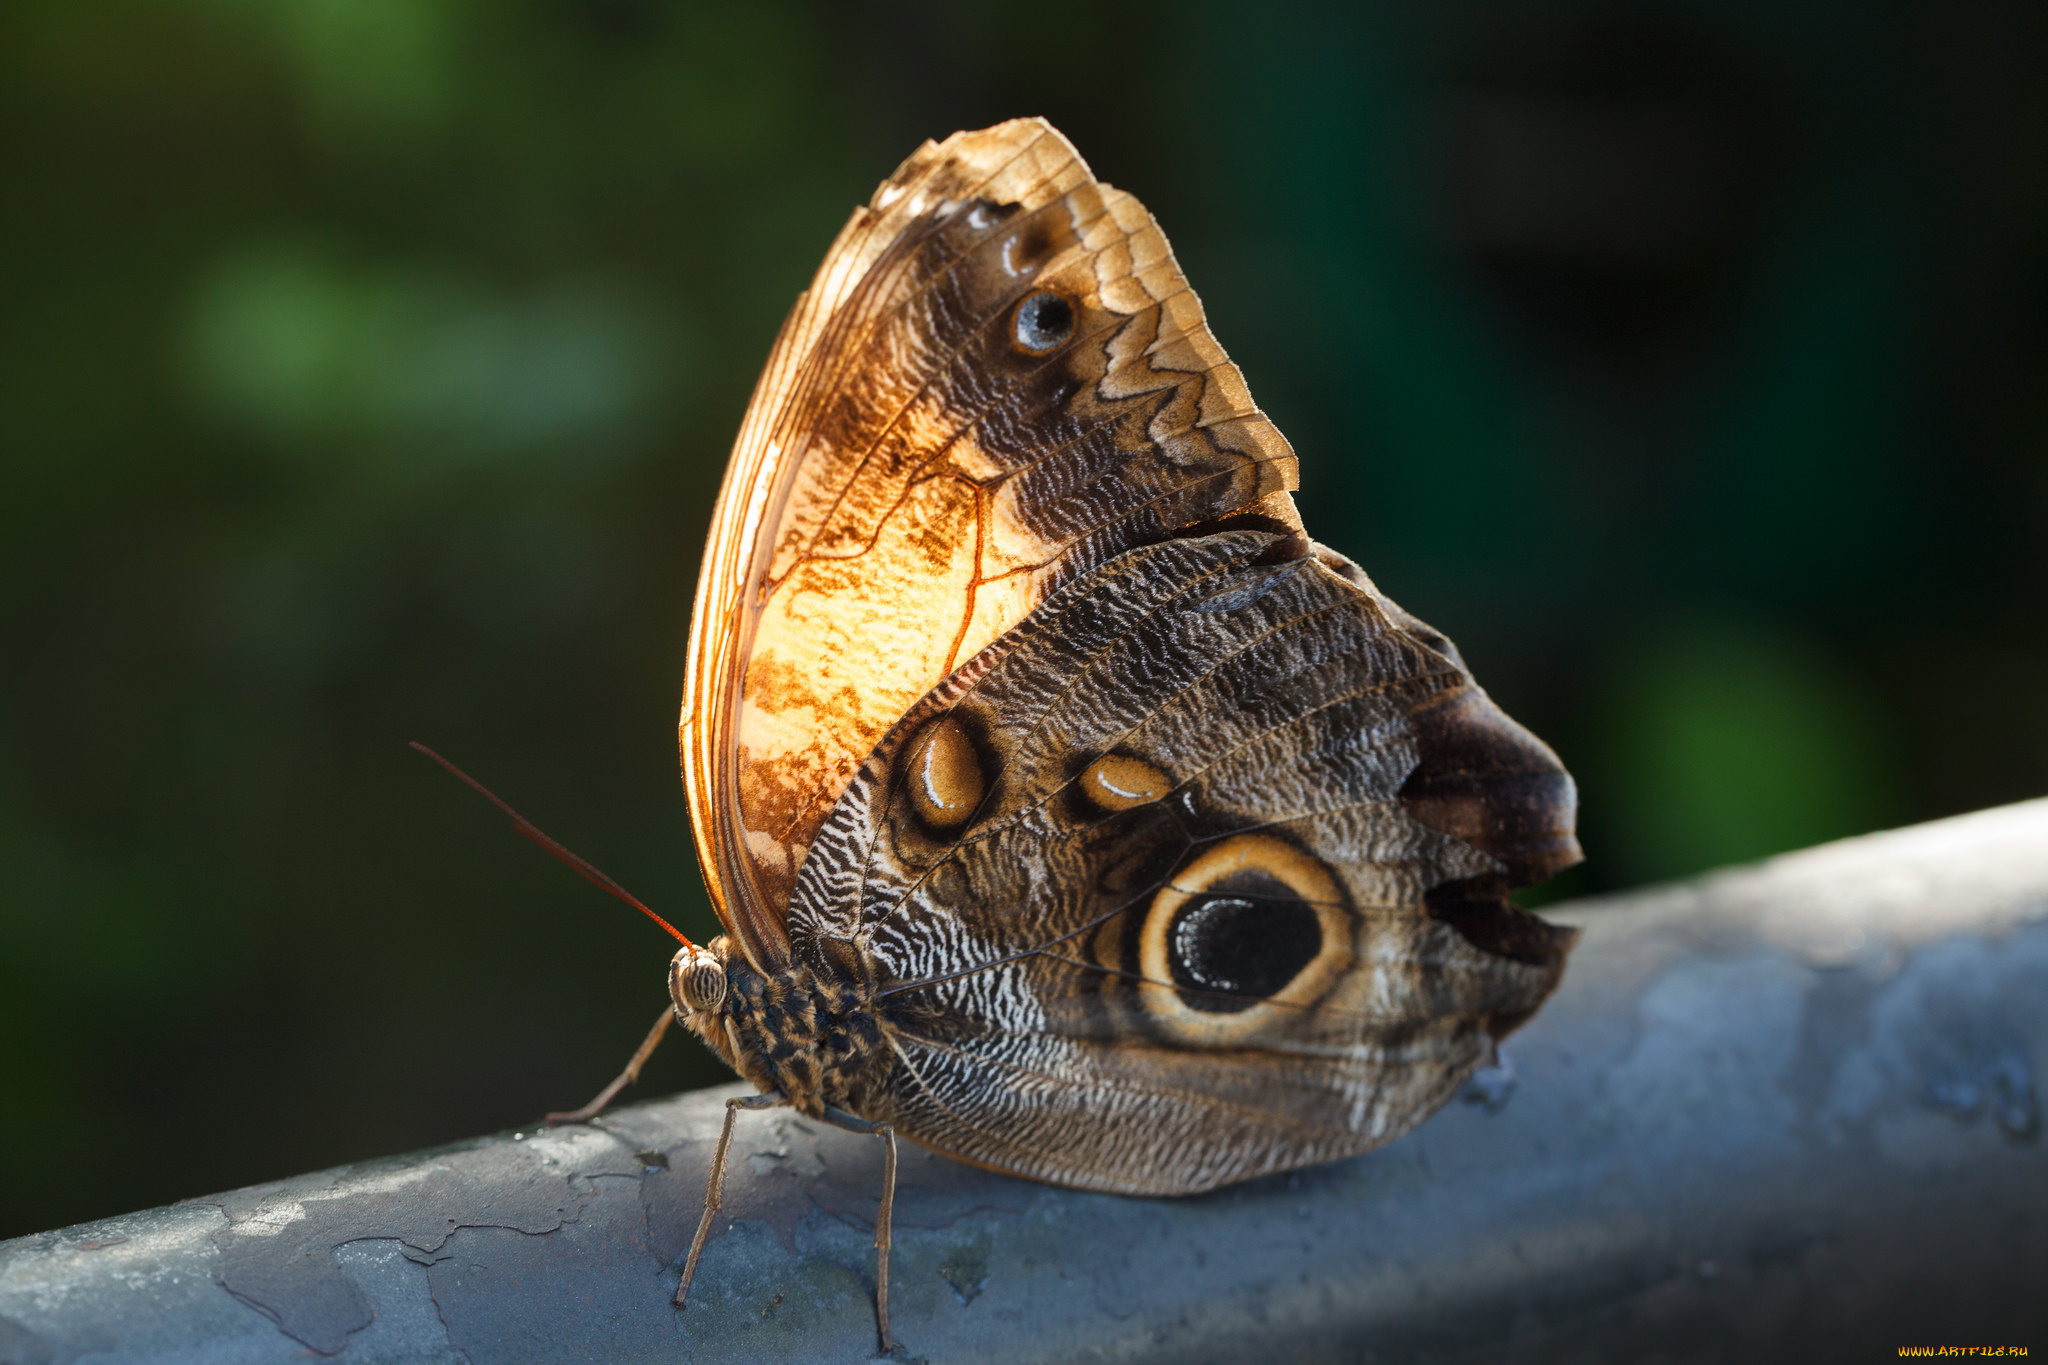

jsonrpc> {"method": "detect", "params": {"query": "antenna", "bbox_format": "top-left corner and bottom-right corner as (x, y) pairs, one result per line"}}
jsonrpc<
(409, 741), (693, 948)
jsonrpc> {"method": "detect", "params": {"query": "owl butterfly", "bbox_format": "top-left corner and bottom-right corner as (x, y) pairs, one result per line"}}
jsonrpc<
(553, 118), (1579, 1352)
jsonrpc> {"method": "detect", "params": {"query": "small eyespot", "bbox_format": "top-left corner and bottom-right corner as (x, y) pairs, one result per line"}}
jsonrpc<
(1078, 754), (1170, 812)
(670, 947), (727, 1013)
(907, 715), (986, 830)
(999, 219), (1060, 277)
(1012, 291), (1075, 355)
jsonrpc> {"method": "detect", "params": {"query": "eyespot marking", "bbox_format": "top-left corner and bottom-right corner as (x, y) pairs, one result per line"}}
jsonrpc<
(1001, 224), (1054, 276)
(1136, 833), (1351, 1040)
(1167, 880), (1322, 1013)
(1012, 291), (1075, 354)
(907, 715), (985, 830)
(1079, 754), (1170, 812)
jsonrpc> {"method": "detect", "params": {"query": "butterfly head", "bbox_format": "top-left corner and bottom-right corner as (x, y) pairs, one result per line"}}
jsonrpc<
(669, 942), (729, 1015)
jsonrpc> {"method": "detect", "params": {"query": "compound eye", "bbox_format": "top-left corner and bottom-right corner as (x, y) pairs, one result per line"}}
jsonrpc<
(669, 946), (727, 1013)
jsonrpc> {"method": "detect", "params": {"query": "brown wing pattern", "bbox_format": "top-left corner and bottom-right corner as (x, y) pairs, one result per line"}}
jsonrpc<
(787, 531), (1579, 1194)
(681, 119), (1303, 971)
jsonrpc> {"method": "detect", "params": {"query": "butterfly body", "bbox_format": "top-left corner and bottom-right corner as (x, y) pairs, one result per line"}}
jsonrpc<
(673, 945), (887, 1121)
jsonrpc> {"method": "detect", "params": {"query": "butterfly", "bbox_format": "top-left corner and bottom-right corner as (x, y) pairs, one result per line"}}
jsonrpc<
(547, 117), (1580, 1353)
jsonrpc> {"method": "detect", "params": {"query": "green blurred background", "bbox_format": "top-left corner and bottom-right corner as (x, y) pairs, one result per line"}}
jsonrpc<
(3, 0), (2044, 1240)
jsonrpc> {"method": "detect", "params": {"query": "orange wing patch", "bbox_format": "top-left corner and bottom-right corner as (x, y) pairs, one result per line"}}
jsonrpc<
(683, 119), (1303, 970)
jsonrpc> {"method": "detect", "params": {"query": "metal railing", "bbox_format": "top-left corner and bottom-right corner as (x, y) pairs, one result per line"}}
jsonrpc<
(4, 800), (2045, 1362)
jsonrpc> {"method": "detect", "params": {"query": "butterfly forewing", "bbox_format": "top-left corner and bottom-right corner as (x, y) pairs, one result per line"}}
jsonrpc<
(682, 120), (1301, 969)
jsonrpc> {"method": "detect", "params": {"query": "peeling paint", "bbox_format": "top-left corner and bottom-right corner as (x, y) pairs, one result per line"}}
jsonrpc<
(0, 803), (2043, 1362)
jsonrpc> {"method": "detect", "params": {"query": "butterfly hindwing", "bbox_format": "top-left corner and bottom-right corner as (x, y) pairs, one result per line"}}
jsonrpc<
(786, 532), (1575, 1194)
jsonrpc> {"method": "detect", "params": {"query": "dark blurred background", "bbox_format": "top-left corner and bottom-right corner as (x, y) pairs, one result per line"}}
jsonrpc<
(2, 0), (2043, 1241)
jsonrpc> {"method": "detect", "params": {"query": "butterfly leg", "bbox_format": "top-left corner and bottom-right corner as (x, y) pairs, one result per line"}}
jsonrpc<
(823, 1106), (898, 1355)
(545, 1005), (675, 1125)
(675, 1090), (787, 1309)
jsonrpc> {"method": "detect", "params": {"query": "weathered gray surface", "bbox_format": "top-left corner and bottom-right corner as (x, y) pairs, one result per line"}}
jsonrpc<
(5, 799), (2046, 1363)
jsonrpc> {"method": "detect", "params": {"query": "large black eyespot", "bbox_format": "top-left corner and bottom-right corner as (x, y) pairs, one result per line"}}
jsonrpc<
(1166, 873), (1322, 1013)
(1012, 291), (1075, 355)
